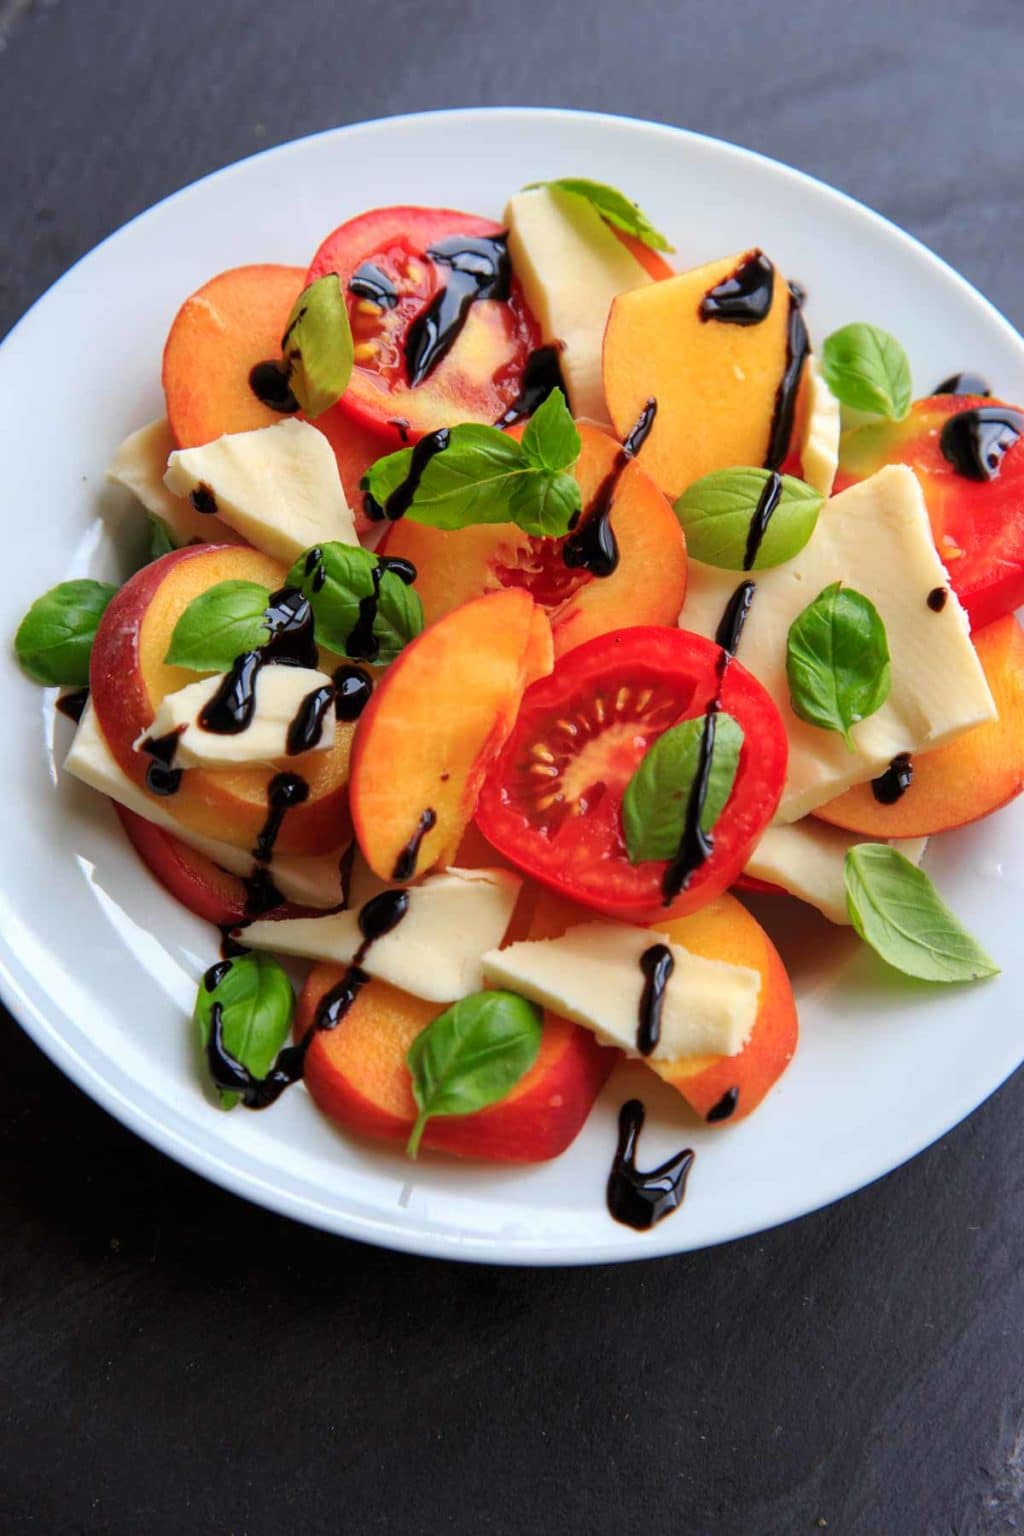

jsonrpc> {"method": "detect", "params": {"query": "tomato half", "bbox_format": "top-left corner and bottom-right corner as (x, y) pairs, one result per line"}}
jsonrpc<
(474, 626), (788, 922)
(836, 393), (1024, 630)
(307, 206), (540, 444)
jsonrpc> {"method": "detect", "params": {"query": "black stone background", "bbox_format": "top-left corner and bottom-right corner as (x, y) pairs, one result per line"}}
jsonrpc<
(1, 2), (1023, 1532)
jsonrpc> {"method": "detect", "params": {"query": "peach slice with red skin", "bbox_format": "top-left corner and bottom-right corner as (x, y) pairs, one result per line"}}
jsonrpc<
(90, 544), (354, 856)
(383, 420), (687, 659)
(815, 613), (1024, 838)
(349, 589), (553, 881)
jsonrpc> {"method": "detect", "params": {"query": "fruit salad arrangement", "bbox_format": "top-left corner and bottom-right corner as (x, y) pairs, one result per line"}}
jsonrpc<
(15, 178), (1024, 1232)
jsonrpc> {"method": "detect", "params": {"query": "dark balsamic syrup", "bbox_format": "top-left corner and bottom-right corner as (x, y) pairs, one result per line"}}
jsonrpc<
(404, 234), (511, 387)
(263, 586), (318, 667)
(344, 556), (418, 663)
(706, 1086), (739, 1123)
(200, 650), (263, 734)
(349, 261), (399, 309)
(333, 664), (373, 721)
(389, 418), (411, 443)
(242, 865), (284, 919)
(934, 372), (991, 398)
(871, 752), (913, 805)
(497, 344), (568, 425)
(218, 927), (249, 960)
(362, 428), (451, 522)
(141, 727), (184, 797)
(715, 580), (756, 655)
(606, 1099), (694, 1231)
(699, 250), (775, 326)
(249, 360), (301, 415)
(940, 406), (1024, 482)
(56, 687), (89, 723)
(764, 284), (810, 471)
(927, 586), (948, 613)
(637, 944), (674, 1057)
(392, 808), (437, 882)
(199, 585), (318, 736)
(563, 398), (657, 580)
(744, 471), (782, 570)
(357, 888), (410, 948)
(253, 772), (309, 863)
(286, 684), (335, 756)
(189, 483), (219, 515)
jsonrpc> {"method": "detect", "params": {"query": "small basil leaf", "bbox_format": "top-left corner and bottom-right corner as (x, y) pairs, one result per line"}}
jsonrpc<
(405, 990), (542, 1158)
(281, 274), (354, 419)
(519, 388), (580, 474)
(622, 712), (744, 864)
(674, 468), (823, 570)
(194, 952), (295, 1109)
(507, 465), (581, 538)
(14, 579), (118, 686)
(844, 844), (999, 983)
(526, 177), (672, 252)
(148, 515), (177, 561)
(164, 579), (271, 673)
(285, 542), (423, 665)
(821, 322), (912, 420)
(786, 582), (891, 750)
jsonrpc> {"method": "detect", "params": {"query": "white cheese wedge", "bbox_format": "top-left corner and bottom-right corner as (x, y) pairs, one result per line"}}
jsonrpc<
(134, 664), (335, 769)
(482, 921), (760, 1062)
(505, 186), (652, 422)
(679, 465), (996, 821)
(107, 418), (246, 548)
(798, 356), (841, 497)
(164, 419), (357, 563)
(245, 868), (521, 1002)
(64, 700), (344, 907)
(745, 821), (927, 925)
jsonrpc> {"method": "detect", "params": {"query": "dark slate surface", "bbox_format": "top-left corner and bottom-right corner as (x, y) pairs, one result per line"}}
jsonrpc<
(1, 2), (1023, 1531)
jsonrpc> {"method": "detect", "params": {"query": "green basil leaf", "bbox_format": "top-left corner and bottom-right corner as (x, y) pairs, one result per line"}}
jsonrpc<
(405, 990), (542, 1157)
(674, 468), (823, 570)
(844, 844), (998, 983)
(164, 579), (271, 673)
(14, 579), (118, 686)
(821, 322), (912, 420)
(281, 274), (354, 419)
(520, 388), (580, 474)
(526, 177), (673, 252)
(622, 712), (743, 864)
(194, 952), (295, 1109)
(786, 582), (891, 750)
(285, 541), (423, 665)
(507, 463), (582, 537)
(148, 515), (177, 561)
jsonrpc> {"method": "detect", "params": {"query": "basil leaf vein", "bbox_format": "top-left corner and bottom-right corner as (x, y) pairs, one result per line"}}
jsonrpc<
(674, 468), (823, 570)
(786, 582), (891, 750)
(14, 578), (119, 686)
(844, 844), (998, 982)
(623, 712), (744, 864)
(164, 579), (271, 673)
(821, 322), (912, 420)
(194, 953), (295, 1109)
(525, 177), (673, 253)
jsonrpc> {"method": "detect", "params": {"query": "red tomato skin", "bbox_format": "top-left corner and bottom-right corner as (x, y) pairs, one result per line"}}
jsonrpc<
(475, 626), (788, 923)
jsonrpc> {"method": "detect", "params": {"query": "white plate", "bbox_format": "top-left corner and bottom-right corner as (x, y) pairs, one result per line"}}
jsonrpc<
(2, 108), (1022, 1266)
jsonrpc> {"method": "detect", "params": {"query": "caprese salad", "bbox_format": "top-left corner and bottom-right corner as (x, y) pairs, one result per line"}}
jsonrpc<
(16, 177), (1024, 1232)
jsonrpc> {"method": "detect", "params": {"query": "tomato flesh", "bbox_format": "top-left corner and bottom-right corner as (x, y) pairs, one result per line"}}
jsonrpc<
(475, 626), (788, 922)
(307, 206), (539, 444)
(836, 393), (1024, 629)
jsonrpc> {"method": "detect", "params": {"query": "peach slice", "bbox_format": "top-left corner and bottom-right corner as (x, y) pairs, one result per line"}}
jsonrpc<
(815, 613), (1024, 838)
(349, 589), (553, 880)
(384, 420), (687, 659)
(603, 250), (794, 498)
(90, 544), (354, 855)
(613, 230), (676, 281)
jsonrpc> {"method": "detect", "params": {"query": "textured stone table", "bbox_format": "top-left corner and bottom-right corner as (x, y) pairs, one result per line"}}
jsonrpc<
(1, 2), (1022, 1531)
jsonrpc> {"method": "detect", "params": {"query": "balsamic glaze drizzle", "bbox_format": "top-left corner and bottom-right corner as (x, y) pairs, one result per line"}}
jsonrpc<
(927, 586), (948, 613)
(342, 555), (417, 663)
(199, 586), (318, 736)
(606, 1099), (694, 1231)
(744, 471), (782, 570)
(253, 772), (310, 863)
(699, 250), (775, 326)
(715, 580), (757, 655)
(333, 664), (374, 721)
(242, 866), (284, 919)
(362, 428), (451, 522)
(141, 727), (184, 797)
(706, 1086), (739, 1123)
(940, 406), (1024, 482)
(934, 372), (991, 398)
(249, 361), (300, 415)
(563, 398), (657, 580)
(199, 650), (263, 735)
(404, 234), (511, 387)
(189, 483), (219, 515)
(637, 944), (674, 1057)
(349, 261), (400, 309)
(871, 752), (913, 806)
(497, 344), (568, 426)
(764, 285), (810, 472)
(56, 687), (89, 723)
(286, 685), (336, 756)
(392, 808), (437, 882)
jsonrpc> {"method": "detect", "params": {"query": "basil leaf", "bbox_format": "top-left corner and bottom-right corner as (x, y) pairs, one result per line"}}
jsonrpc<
(405, 990), (542, 1158)
(844, 844), (998, 983)
(520, 388), (580, 474)
(526, 177), (672, 253)
(148, 515), (177, 561)
(821, 323), (912, 420)
(164, 579), (271, 673)
(786, 582), (891, 750)
(285, 542), (423, 665)
(194, 953), (295, 1109)
(508, 465), (582, 538)
(674, 468), (822, 570)
(281, 274), (354, 419)
(14, 579), (118, 686)
(622, 712), (743, 864)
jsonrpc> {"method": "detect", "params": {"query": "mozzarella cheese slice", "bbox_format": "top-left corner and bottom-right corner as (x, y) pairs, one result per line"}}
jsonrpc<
(482, 921), (760, 1062)
(505, 186), (652, 422)
(245, 868), (521, 1002)
(798, 356), (841, 497)
(135, 664), (335, 768)
(745, 820), (927, 925)
(679, 465), (996, 821)
(107, 418), (245, 548)
(164, 419), (357, 563)
(64, 700), (344, 908)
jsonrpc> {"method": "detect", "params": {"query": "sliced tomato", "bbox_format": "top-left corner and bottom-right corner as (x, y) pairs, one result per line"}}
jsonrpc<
(307, 206), (540, 444)
(474, 627), (788, 922)
(836, 393), (1024, 629)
